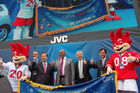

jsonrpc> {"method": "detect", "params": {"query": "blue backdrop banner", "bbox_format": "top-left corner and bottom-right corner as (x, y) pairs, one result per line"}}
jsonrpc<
(1, 37), (140, 91)
(36, 0), (109, 36)
(18, 72), (117, 93)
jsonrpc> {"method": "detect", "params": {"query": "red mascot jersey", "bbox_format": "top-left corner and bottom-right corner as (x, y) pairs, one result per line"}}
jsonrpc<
(106, 51), (140, 80)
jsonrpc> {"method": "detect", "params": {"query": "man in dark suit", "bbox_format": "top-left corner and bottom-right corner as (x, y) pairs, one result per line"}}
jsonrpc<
(93, 48), (109, 77)
(34, 52), (54, 85)
(52, 49), (75, 86)
(28, 51), (40, 82)
(75, 50), (93, 84)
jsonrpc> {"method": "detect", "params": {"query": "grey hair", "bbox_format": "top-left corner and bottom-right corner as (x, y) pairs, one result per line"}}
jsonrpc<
(76, 50), (83, 55)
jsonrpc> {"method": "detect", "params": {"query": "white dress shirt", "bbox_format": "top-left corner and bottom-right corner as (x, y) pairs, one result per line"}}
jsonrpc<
(102, 57), (106, 67)
(78, 59), (84, 79)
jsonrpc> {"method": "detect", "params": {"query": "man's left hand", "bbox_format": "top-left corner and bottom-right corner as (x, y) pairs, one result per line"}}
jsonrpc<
(83, 58), (87, 64)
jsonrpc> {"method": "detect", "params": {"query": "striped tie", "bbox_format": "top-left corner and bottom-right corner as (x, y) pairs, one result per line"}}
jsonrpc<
(44, 63), (46, 73)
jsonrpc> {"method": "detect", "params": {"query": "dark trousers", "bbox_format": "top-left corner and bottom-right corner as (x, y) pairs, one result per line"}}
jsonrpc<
(59, 76), (65, 86)
(29, 6), (36, 37)
(79, 78), (86, 84)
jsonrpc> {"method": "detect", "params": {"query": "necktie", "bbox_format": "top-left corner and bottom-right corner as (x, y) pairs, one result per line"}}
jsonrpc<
(79, 61), (84, 79)
(44, 63), (46, 73)
(60, 58), (64, 75)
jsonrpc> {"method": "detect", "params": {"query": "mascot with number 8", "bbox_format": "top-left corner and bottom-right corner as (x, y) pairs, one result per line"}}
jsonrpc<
(0, 43), (31, 93)
(106, 28), (140, 93)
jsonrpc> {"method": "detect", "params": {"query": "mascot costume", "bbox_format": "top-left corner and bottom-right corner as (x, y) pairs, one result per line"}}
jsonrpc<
(105, 0), (121, 21)
(0, 43), (31, 93)
(106, 28), (140, 93)
(12, 0), (41, 40)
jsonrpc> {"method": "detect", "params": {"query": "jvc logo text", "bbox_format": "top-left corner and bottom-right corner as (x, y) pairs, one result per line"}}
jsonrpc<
(50, 35), (68, 44)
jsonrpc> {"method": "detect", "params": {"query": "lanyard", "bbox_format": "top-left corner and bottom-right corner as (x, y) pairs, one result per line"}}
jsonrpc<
(119, 54), (122, 63)
(119, 54), (124, 69)
(14, 63), (22, 76)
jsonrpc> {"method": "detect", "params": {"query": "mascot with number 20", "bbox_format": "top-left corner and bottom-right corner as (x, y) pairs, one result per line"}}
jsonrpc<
(0, 43), (31, 93)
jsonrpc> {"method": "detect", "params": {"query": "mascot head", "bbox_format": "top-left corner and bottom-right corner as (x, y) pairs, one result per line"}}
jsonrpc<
(110, 28), (132, 54)
(9, 43), (29, 64)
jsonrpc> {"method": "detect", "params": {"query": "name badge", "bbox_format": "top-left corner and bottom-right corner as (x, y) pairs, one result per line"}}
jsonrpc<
(120, 64), (124, 69)
(33, 72), (37, 75)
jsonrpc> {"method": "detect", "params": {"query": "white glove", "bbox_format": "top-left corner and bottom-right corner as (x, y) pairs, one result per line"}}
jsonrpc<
(19, 76), (28, 81)
(37, 3), (42, 7)
(107, 66), (112, 75)
(0, 58), (3, 66)
(127, 53), (136, 63)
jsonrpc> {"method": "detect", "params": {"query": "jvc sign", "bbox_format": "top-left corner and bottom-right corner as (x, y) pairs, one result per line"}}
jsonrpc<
(50, 35), (68, 44)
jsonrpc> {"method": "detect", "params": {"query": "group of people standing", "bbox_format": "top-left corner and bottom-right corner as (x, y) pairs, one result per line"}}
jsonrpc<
(28, 48), (109, 86)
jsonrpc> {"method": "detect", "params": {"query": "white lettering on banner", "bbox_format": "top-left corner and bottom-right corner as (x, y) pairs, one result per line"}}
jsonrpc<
(50, 35), (68, 44)
(103, 76), (114, 82)
(70, 15), (96, 25)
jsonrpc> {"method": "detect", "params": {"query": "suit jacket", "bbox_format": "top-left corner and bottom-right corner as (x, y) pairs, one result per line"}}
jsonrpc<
(29, 61), (40, 82)
(54, 58), (75, 86)
(34, 62), (54, 86)
(94, 58), (109, 77)
(75, 60), (93, 84)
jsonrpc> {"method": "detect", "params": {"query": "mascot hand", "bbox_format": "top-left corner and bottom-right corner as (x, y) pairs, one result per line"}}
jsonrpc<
(0, 58), (3, 66)
(19, 76), (28, 81)
(37, 3), (42, 7)
(107, 66), (112, 75)
(127, 53), (136, 63)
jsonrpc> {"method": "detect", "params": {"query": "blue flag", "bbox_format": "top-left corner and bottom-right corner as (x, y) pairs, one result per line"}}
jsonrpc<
(18, 72), (118, 93)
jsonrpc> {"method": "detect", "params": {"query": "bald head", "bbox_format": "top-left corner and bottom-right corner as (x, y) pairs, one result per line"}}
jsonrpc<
(59, 49), (65, 58)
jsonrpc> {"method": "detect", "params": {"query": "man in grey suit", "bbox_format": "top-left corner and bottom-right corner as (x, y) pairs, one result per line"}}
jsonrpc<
(92, 48), (110, 77)
(52, 49), (75, 86)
